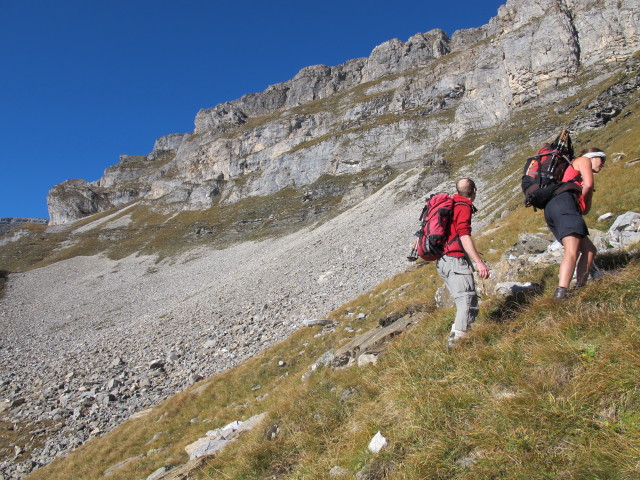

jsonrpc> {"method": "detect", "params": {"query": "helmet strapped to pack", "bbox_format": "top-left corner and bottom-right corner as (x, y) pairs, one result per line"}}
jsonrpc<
(521, 128), (579, 210)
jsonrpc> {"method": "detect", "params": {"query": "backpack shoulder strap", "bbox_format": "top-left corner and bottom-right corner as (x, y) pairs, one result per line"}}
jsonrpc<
(564, 158), (582, 183)
(453, 200), (477, 214)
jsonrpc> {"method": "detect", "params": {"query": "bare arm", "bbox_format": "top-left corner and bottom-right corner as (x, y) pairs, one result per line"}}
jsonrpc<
(574, 156), (595, 214)
(460, 235), (490, 279)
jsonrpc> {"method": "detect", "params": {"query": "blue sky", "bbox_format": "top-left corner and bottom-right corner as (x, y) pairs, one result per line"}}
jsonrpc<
(0, 0), (505, 219)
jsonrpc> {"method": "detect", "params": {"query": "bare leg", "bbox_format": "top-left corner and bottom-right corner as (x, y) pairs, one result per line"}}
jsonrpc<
(559, 235), (581, 288)
(575, 237), (597, 286)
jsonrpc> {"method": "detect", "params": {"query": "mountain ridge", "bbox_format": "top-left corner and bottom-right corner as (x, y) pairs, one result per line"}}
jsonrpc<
(46, 0), (640, 225)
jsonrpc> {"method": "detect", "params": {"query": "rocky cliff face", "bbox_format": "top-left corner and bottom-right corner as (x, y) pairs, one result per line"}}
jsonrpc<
(47, 0), (640, 225)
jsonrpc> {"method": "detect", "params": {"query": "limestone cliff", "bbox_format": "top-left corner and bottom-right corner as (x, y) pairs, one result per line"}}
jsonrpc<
(47, 0), (640, 225)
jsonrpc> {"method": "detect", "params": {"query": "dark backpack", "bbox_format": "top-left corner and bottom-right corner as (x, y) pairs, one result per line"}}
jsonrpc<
(521, 129), (578, 209)
(407, 193), (460, 262)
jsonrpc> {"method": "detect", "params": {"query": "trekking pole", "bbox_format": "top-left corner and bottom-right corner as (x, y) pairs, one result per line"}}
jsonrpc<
(557, 129), (569, 154)
(546, 128), (569, 179)
(407, 236), (419, 262)
(556, 128), (573, 168)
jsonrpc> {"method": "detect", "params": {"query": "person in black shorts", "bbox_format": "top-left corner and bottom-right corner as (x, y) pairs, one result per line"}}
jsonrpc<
(544, 192), (589, 240)
(544, 147), (606, 300)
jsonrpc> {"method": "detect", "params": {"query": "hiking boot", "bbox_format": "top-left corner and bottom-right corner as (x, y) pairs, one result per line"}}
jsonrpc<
(553, 287), (569, 301)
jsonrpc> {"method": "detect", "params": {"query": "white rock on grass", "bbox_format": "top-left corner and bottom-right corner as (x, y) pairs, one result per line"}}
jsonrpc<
(329, 465), (351, 478)
(495, 282), (536, 297)
(357, 353), (378, 367)
(368, 431), (388, 453)
(607, 212), (640, 248)
(146, 466), (168, 480)
(185, 413), (266, 460)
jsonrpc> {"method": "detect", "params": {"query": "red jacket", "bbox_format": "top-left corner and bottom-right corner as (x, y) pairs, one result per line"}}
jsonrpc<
(443, 194), (475, 258)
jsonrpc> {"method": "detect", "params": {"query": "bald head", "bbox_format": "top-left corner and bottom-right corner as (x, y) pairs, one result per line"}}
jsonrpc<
(456, 178), (477, 199)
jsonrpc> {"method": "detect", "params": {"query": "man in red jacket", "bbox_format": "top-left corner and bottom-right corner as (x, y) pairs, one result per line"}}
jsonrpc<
(436, 178), (490, 347)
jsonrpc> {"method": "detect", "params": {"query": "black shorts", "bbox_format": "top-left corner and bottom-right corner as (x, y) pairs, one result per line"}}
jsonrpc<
(544, 192), (588, 241)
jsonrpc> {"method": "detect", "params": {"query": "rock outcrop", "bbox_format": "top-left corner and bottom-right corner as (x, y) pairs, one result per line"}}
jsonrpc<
(0, 218), (48, 237)
(46, 0), (640, 225)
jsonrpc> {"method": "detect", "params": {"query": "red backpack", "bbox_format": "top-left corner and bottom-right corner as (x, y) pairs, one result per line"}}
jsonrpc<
(408, 193), (456, 262)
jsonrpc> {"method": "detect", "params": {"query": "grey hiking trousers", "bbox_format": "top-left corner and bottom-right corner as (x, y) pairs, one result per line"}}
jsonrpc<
(436, 255), (479, 339)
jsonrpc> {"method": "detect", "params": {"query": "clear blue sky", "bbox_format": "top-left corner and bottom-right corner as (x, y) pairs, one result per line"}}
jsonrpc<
(0, 0), (505, 219)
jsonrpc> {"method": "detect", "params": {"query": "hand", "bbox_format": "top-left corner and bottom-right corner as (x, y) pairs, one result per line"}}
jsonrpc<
(476, 261), (490, 279)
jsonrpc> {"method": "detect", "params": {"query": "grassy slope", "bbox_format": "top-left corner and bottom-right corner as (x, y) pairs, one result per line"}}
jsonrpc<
(25, 109), (640, 479)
